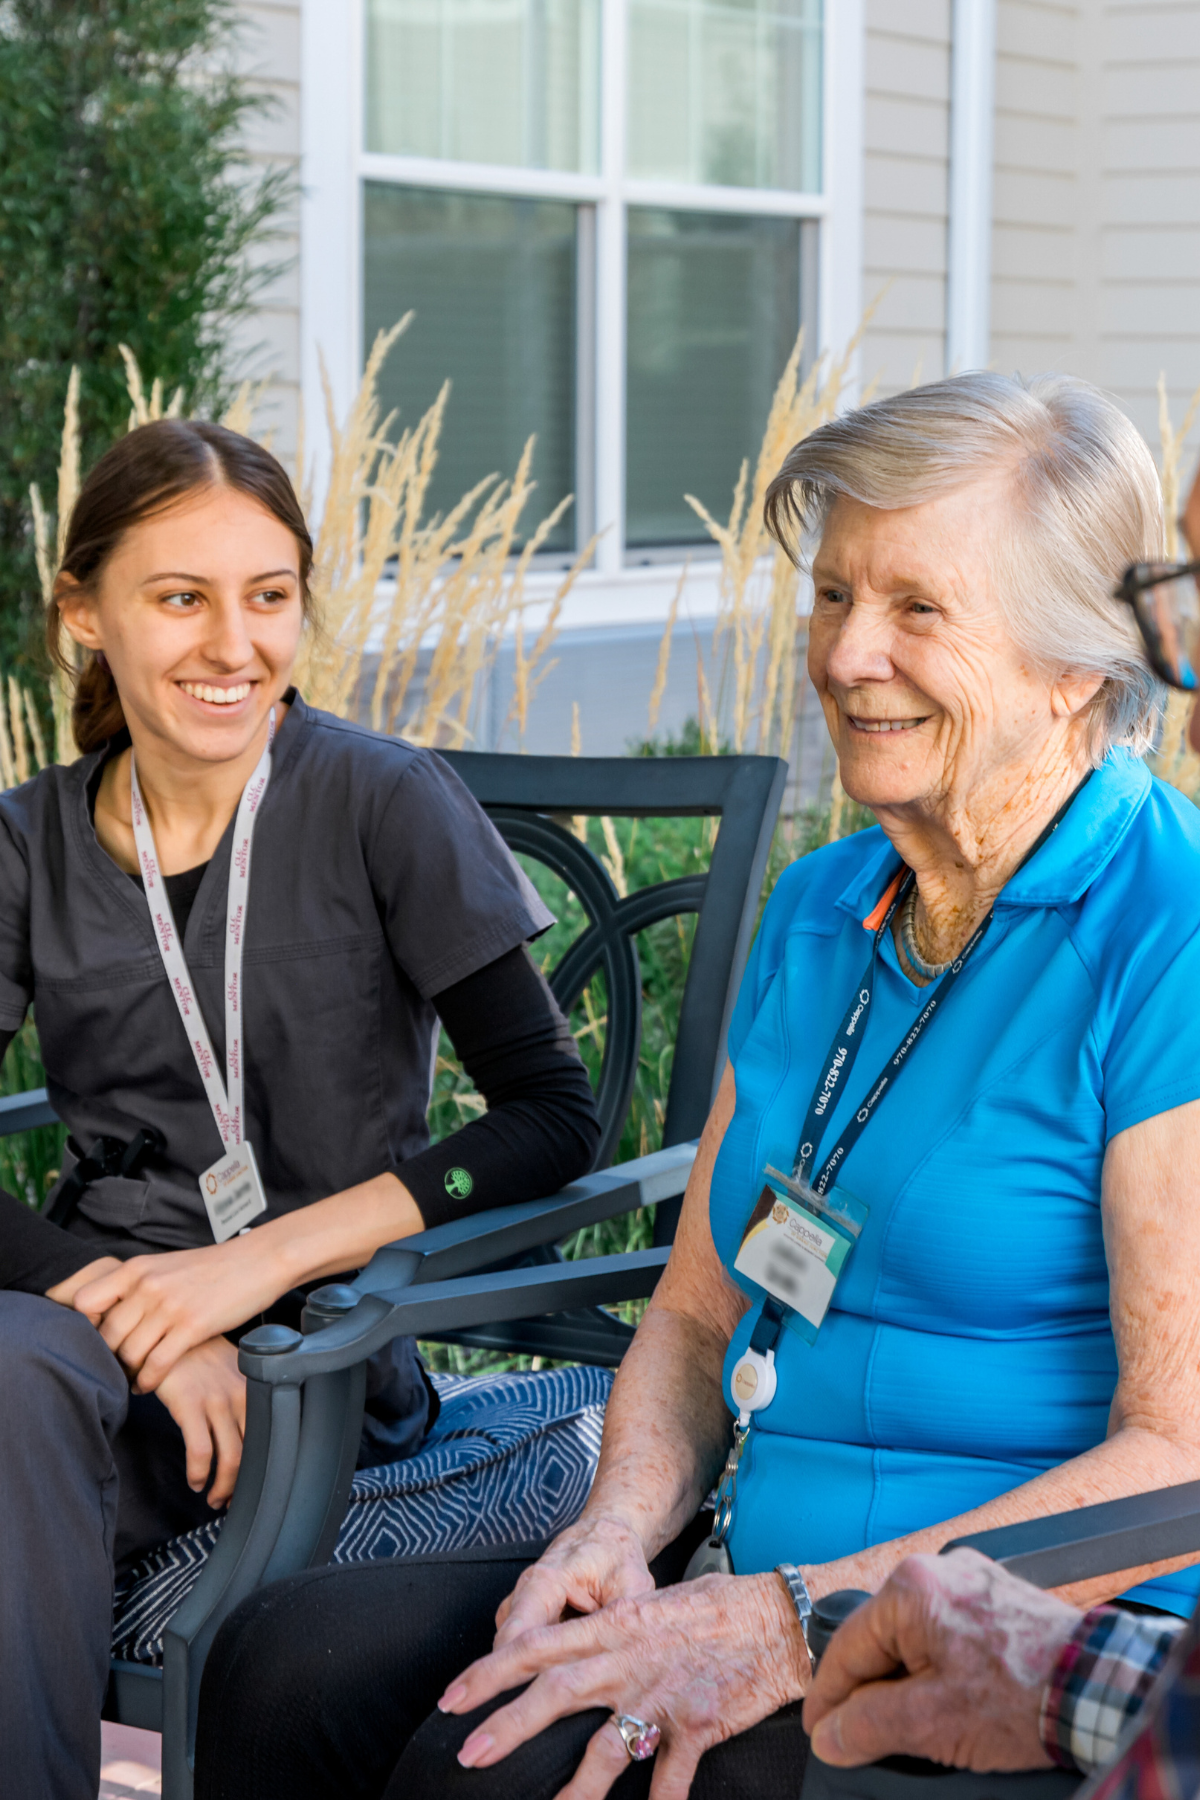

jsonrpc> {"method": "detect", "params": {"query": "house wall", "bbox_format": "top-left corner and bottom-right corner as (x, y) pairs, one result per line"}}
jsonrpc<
(860, 0), (952, 395)
(231, 1), (303, 465)
(991, 0), (1200, 474)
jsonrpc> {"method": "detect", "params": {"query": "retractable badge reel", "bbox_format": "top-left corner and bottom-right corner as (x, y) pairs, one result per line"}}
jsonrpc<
(683, 1341), (778, 1582)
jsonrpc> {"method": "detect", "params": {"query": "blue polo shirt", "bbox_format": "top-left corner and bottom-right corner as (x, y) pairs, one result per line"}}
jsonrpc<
(711, 749), (1200, 1615)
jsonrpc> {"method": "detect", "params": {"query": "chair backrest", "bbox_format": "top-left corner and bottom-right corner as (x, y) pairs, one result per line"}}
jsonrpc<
(439, 752), (787, 1218)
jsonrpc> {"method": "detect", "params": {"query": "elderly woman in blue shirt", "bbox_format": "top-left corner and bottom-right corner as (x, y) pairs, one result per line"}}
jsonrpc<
(196, 371), (1200, 1800)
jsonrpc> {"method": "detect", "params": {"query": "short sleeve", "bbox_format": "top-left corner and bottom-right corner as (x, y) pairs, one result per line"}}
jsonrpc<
(1100, 908), (1200, 1139)
(0, 811), (33, 1030)
(369, 751), (554, 999)
(726, 857), (810, 1064)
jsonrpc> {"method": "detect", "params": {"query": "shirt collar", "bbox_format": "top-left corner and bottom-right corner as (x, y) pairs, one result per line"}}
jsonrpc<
(834, 748), (1152, 927)
(997, 749), (1150, 908)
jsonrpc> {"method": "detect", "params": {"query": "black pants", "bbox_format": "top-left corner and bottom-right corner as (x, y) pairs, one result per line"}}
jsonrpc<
(194, 1521), (810, 1800)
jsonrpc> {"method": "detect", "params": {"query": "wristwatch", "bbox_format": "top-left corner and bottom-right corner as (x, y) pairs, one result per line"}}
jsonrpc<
(775, 1562), (813, 1655)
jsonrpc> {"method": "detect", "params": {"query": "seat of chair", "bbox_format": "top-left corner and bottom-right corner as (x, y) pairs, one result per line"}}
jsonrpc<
(112, 1365), (613, 1667)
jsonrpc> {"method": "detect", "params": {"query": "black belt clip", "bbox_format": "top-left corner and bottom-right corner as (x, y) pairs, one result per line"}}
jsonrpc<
(47, 1125), (167, 1227)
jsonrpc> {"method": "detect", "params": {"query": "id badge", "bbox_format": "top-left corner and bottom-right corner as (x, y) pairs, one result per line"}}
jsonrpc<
(200, 1139), (268, 1243)
(733, 1167), (868, 1345)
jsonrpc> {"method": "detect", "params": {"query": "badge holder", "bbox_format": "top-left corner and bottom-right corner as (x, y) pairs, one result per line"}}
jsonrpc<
(733, 1166), (869, 1347)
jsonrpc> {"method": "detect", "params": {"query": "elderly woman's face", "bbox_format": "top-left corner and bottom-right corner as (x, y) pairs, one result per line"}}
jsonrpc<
(808, 481), (1096, 814)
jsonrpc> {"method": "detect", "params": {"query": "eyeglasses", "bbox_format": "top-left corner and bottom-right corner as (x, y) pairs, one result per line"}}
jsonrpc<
(1116, 562), (1200, 692)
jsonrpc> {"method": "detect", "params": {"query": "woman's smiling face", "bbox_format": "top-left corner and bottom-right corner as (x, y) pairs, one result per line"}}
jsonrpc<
(57, 483), (304, 767)
(808, 478), (1102, 817)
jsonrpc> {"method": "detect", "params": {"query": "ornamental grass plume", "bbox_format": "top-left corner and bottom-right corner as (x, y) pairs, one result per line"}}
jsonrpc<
(651, 313), (872, 761)
(263, 319), (593, 747)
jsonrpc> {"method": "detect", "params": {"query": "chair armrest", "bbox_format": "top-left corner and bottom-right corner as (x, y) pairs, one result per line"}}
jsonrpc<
(165, 1246), (667, 1795)
(0, 1087), (57, 1134)
(243, 1246), (671, 1383)
(352, 1141), (696, 1297)
(943, 1479), (1200, 1588)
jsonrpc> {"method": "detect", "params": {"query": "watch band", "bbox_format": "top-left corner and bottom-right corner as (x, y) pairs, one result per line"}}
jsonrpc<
(775, 1562), (813, 1652)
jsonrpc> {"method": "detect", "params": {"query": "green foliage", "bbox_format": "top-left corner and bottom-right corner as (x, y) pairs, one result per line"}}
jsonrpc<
(626, 718), (729, 758)
(0, 0), (290, 665)
(0, 1016), (67, 1205)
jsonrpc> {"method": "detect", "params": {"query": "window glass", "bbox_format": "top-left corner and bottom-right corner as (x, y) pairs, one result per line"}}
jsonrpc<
(363, 184), (578, 551)
(625, 208), (801, 547)
(366, 0), (600, 174)
(628, 0), (821, 191)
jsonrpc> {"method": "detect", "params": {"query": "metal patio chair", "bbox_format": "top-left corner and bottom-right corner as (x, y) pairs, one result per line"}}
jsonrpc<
(4, 748), (786, 1799)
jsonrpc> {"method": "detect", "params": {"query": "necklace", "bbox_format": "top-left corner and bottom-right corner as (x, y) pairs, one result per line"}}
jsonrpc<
(899, 883), (953, 981)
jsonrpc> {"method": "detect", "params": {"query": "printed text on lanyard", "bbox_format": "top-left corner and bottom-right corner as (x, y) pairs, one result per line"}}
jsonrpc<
(130, 709), (275, 1242)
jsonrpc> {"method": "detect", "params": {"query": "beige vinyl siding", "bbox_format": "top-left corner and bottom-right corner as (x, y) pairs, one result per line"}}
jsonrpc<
(861, 0), (951, 395)
(992, 0), (1200, 471)
(1100, 3), (1200, 466)
(229, 0), (302, 466)
(990, 2), (1079, 381)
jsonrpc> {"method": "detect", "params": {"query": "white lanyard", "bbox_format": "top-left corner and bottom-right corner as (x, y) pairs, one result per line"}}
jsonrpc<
(130, 709), (275, 1155)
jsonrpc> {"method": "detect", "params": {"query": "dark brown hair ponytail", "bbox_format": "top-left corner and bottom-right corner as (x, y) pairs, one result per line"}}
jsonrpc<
(49, 418), (314, 754)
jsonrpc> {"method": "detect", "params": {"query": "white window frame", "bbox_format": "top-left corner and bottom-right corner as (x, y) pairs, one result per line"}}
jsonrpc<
(300, 0), (863, 587)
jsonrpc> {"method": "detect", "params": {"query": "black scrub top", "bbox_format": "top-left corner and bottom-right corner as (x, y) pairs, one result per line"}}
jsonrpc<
(0, 693), (553, 1254)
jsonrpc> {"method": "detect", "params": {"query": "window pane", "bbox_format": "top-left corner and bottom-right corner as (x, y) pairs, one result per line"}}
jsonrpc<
(625, 208), (801, 547)
(366, 0), (600, 174)
(629, 0), (822, 191)
(363, 185), (577, 551)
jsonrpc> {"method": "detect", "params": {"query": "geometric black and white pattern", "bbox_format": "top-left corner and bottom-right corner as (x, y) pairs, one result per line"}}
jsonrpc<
(111, 1364), (613, 1667)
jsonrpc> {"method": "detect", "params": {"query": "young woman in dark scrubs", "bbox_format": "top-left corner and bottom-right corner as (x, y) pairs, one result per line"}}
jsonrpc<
(0, 417), (598, 1793)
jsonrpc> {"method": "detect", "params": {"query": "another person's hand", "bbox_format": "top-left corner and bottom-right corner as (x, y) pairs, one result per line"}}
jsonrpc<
(440, 1570), (808, 1798)
(155, 1334), (247, 1508)
(71, 1235), (283, 1391)
(803, 1549), (1082, 1773)
(492, 1510), (657, 1648)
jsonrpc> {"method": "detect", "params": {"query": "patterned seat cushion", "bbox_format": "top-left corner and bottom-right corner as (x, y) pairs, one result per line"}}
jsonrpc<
(111, 1364), (612, 1667)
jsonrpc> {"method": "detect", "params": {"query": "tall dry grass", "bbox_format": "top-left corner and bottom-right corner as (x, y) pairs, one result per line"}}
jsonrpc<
(649, 321), (870, 764)
(292, 320), (594, 745)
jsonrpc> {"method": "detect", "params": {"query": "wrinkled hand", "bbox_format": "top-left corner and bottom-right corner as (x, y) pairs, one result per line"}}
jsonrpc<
(493, 1511), (657, 1648)
(72, 1237), (282, 1392)
(155, 1335), (247, 1508)
(803, 1549), (1083, 1773)
(440, 1570), (808, 1800)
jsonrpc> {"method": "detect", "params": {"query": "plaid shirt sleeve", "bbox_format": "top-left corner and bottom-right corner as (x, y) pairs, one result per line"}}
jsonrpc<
(1039, 1606), (1184, 1773)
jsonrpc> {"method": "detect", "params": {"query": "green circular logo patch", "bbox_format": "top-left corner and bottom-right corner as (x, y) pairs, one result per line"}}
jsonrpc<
(444, 1166), (474, 1199)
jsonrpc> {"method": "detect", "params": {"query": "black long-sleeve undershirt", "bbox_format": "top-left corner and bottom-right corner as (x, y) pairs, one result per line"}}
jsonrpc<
(0, 943), (600, 1292)
(403, 944), (601, 1229)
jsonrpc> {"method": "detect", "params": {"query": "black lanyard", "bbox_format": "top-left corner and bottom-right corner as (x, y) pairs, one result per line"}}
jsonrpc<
(794, 869), (989, 1197)
(747, 775), (1091, 1360)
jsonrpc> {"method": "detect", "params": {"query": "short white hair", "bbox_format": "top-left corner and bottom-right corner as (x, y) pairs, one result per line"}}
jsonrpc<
(764, 371), (1167, 760)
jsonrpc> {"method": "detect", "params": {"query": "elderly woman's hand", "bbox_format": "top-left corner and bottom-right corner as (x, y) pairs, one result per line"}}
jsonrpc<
(492, 1510), (657, 1648)
(439, 1571), (808, 1799)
